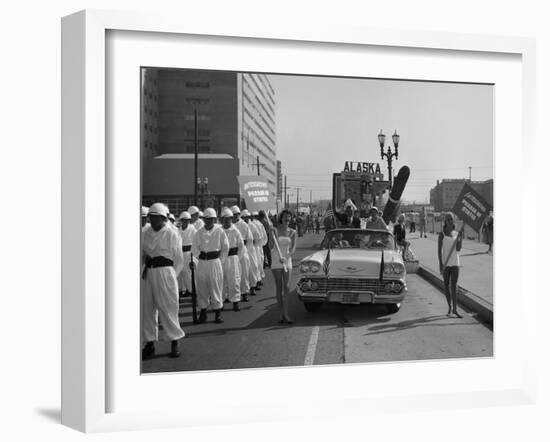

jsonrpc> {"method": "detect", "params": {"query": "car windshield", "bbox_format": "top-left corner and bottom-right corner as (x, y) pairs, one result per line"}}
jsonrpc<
(321, 230), (395, 251)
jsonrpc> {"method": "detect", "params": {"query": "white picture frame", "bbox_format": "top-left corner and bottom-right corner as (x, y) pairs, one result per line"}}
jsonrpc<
(61, 9), (537, 433)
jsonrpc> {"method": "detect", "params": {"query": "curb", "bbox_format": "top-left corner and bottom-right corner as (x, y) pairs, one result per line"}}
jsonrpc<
(417, 265), (493, 327)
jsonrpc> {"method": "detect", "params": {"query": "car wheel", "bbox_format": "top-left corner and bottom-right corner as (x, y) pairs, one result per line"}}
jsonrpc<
(386, 303), (401, 314)
(304, 302), (323, 313)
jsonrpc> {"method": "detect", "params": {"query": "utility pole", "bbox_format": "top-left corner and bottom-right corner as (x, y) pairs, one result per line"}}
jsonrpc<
(468, 166), (472, 182)
(296, 187), (300, 213)
(183, 105), (209, 206)
(282, 175), (291, 209)
(251, 155), (264, 176)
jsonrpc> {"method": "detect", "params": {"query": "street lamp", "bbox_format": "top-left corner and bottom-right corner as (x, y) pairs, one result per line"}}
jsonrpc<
(379, 129), (400, 187)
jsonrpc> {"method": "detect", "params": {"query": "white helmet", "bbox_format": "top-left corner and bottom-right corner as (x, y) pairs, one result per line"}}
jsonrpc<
(251, 210), (259, 216)
(241, 209), (251, 217)
(141, 206), (149, 216)
(203, 208), (217, 219)
(168, 213), (176, 221)
(221, 208), (233, 218)
(230, 205), (241, 214)
(178, 211), (191, 220)
(199, 211), (204, 218)
(188, 206), (199, 215)
(148, 202), (169, 218)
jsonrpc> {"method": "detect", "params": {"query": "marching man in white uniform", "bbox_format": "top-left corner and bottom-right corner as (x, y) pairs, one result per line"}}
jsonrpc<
(252, 211), (268, 286)
(191, 208), (229, 324)
(231, 206), (253, 301)
(177, 211), (197, 297)
(241, 210), (261, 294)
(188, 205), (205, 231)
(141, 203), (186, 360)
(220, 208), (244, 311)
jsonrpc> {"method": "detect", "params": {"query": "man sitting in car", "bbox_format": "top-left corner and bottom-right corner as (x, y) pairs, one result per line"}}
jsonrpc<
(334, 199), (361, 228)
(365, 206), (390, 231)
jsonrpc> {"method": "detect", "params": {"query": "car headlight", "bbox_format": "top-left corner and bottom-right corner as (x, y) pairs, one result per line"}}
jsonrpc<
(300, 261), (321, 273)
(384, 263), (405, 275)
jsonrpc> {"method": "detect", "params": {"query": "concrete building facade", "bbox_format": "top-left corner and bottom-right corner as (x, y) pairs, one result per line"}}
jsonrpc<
(141, 68), (277, 215)
(430, 178), (493, 212)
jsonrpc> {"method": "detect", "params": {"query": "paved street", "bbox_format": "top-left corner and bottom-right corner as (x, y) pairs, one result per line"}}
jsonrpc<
(142, 232), (493, 373)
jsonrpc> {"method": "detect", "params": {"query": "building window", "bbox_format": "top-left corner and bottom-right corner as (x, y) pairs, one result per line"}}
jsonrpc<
(186, 97), (210, 105)
(185, 81), (210, 88)
(185, 114), (211, 121)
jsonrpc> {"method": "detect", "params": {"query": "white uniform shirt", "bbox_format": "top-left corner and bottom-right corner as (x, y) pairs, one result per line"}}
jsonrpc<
(223, 225), (245, 258)
(234, 218), (253, 246)
(142, 223), (184, 274)
(191, 224), (230, 264)
(179, 224), (197, 247)
(247, 221), (261, 245)
(252, 219), (268, 246)
(192, 218), (205, 231)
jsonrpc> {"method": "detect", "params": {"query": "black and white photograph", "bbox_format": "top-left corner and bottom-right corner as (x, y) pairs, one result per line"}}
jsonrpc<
(140, 68), (494, 373)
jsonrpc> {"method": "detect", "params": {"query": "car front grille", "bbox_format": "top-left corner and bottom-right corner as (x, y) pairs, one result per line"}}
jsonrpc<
(299, 277), (402, 293)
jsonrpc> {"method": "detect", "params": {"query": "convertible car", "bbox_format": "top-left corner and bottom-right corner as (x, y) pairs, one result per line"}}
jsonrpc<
(296, 228), (408, 313)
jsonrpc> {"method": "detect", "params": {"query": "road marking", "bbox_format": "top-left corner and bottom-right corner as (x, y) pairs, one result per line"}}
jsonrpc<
(304, 325), (320, 366)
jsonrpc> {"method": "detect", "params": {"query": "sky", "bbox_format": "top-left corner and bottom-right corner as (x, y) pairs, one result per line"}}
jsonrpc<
(268, 74), (494, 204)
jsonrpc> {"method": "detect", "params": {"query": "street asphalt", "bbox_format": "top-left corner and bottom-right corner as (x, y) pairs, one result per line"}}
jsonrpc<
(142, 231), (493, 374)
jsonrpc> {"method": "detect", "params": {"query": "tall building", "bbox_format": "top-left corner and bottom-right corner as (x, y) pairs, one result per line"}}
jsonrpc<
(141, 68), (277, 215)
(276, 160), (283, 202)
(430, 178), (493, 212)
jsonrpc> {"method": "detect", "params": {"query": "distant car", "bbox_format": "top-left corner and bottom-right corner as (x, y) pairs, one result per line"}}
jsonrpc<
(296, 228), (407, 314)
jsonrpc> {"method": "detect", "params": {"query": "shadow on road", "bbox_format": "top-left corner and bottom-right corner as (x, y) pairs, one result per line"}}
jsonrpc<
(362, 314), (476, 336)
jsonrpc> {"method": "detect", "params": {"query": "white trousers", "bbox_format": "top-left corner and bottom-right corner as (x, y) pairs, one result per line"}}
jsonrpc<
(223, 255), (241, 302)
(256, 245), (265, 279)
(196, 258), (224, 310)
(177, 251), (195, 293)
(142, 267), (185, 343)
(239, 250), (251, 294)
(246, 244), (259, 287)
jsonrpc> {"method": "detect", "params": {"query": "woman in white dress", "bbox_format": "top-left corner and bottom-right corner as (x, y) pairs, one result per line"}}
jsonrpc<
(269, 209), (296, 324)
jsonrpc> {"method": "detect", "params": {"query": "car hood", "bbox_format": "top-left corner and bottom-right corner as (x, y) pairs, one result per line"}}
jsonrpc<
(302, 249), (404, 278)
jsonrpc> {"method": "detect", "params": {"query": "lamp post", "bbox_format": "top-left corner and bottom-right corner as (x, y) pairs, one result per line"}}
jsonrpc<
(378, 129), (400, 188)
(197, 177), (208, 209)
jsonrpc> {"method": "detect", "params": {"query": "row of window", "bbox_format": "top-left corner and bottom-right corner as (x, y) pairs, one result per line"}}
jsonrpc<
(243, 79), (276, 121)
(243, 89), (276, 127)
(243, 108), (276, 146)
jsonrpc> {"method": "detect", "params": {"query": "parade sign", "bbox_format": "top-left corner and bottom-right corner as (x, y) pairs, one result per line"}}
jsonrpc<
(237, 175), (276, 212)
(451, 183), (492, 232)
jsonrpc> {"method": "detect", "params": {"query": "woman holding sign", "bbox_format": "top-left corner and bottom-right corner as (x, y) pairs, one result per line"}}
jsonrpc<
(438, 213), (464, 318)
(269, 209), (296, 325)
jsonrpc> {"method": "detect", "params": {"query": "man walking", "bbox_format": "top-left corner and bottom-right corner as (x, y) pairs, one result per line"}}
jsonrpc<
(188, 205), (204, 231)
(176, 211), (197, 298)
(141, 203), (185, 360)
(231, 205), (253, 301)
(221, 208), (244, 311)
(191, 208), (229, 324)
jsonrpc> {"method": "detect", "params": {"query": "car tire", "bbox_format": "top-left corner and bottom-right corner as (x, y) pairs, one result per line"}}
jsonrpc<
(386, 303), (401, 314)
(304, 302), (323, 313)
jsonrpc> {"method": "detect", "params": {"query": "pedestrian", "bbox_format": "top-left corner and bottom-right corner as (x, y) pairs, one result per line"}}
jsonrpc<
(393, 214), (410, 260)
(176, 211), (197, 298)
(188, 205), (204, 231)
(141, 203), (185, 360)
(366, 206), (390, 231)
(220, 208), (244, 311)
(409, 212), (416, 233)
(231, 206), (255, 299)
(241, 209), (262, 293)
(191, 208), (229, 324)
(258, 210), (272, 269)
(485, 211), (493, 254)
(419, 207), (427, 238)
(438, 212), (463, 318)
(269, 209), (296, 324)
(315, 216), (320, 234)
